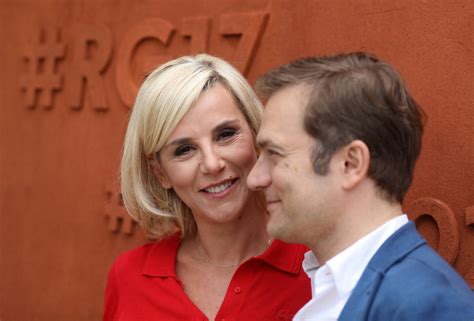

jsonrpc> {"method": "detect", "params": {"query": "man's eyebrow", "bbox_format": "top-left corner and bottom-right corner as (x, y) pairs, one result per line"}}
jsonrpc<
(256, 138), (278, 150)
(256, 139), (268, 149)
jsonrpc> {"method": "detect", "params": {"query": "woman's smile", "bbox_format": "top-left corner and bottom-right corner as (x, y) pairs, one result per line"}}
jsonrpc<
(200, 177), (239, 198)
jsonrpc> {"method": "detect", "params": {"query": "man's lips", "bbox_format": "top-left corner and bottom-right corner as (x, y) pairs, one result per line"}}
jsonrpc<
(266, 199), (280, 204)
(266, 199), (281, 211)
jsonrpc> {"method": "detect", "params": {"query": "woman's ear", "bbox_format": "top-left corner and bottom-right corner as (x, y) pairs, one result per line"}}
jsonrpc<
(148, 156), (172, 189)
(340, 140), (370, 190)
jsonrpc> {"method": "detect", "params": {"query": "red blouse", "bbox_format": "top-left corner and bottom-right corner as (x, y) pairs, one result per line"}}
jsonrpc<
(103, 234), (311, 321)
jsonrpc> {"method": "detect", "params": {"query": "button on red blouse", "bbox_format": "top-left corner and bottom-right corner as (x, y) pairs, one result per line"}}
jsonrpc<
(103, 234), (311, 321)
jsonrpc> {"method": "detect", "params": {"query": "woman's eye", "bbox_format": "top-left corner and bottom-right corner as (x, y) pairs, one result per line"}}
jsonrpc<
(174, 145), (194, 156)
(217, 128), (237, 141)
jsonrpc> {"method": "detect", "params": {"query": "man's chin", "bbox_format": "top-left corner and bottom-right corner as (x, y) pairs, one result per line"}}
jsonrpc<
(266, 221), (295, 243)
(266, 220), (280, 238)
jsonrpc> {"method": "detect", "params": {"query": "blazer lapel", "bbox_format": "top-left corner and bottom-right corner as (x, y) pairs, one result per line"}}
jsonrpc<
(338, 222), (426, 321)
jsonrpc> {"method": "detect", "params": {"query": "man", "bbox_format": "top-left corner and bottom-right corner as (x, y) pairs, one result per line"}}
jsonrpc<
(247, 52), (474, 321)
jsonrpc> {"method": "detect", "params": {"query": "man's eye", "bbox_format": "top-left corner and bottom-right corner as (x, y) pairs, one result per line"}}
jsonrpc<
(268, 149), (281, 157)
(174, 145), (194, 156)
(217, 128), (237, 141)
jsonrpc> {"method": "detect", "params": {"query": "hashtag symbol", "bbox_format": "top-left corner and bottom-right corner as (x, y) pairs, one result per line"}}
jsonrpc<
(20, 28), (65, 109)
(104, 188), (136, 235)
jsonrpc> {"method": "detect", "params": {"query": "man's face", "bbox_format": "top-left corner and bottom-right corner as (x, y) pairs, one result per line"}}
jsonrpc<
(247, 85), (342, 245)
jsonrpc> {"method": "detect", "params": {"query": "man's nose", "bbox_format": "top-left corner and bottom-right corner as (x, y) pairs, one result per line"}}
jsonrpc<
(247, 156), (271, 190)
(200, 147), (225, 174)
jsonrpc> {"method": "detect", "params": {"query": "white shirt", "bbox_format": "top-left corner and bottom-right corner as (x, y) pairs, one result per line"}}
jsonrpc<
(293, 215), (409, 321)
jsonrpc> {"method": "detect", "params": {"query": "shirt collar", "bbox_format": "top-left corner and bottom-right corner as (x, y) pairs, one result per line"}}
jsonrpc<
(256, 239), (306, 274)
(326, 214), (409, 297)
(142, 234), (306, 277)
(302, 250), (321, 274)
(301, 215), (409, 298)
(142, 233), (180, 277)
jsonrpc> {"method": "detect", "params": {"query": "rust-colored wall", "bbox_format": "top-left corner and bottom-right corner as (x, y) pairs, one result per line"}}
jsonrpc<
(0, 1), (473, 320)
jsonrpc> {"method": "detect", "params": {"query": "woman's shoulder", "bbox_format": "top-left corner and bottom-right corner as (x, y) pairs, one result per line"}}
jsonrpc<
(110, 243), (155, 272)
(110, 234), (180, 274)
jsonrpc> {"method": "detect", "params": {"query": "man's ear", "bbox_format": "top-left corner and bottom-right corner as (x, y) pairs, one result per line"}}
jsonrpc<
(340, 140), (370, 190)
(148, 156), (172, 189)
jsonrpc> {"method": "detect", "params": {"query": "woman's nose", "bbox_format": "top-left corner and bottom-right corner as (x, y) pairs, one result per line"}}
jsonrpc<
(200, 147), (225, 174)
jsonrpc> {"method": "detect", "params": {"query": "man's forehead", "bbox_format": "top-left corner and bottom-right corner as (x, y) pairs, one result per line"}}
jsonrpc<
(256, 89), (308, 150)
(261, 87), (307, 124)
(256, 110), (283, 148)
(266, 84), (309, 103)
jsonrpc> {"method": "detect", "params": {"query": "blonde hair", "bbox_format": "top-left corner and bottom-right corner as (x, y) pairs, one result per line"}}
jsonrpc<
(121, 54), (263, 239)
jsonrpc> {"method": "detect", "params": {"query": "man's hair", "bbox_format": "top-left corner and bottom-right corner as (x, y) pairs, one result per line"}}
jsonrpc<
(122, 54), (263, 239)
(256, 52), (426, 203)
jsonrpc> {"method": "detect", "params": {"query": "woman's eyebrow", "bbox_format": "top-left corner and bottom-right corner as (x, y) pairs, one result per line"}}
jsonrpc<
(166, 137), (193, 148)
(165, 119), (240, 148)
(211, 119), (240, 135)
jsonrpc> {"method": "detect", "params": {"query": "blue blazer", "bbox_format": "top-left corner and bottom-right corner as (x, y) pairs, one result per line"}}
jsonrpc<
(339, 222), (474, 321)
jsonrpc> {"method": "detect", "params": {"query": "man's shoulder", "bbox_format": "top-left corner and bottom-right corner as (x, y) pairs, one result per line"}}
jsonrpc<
(369, 224), (472, 296)
(367, 241), (474, 320)
(343, 223), (474, 321)
(379, 242), (472, 293)
(371, 224), (470, 291)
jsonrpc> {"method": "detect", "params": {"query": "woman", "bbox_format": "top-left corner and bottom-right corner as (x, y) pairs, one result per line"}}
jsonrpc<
(103, 54), (311, 321)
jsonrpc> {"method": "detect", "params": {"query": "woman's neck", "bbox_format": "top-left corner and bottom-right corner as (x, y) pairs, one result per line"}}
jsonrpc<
(181, 195), (270, 268)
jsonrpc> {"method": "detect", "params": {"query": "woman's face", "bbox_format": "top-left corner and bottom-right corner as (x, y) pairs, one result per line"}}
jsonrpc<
(156, 84), (258, 225)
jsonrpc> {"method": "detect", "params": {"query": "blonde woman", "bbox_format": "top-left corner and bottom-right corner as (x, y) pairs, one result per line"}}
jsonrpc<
(103, 54), (310, 321)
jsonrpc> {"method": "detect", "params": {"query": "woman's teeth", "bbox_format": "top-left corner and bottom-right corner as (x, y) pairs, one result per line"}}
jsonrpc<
(204, 180), (234, 194)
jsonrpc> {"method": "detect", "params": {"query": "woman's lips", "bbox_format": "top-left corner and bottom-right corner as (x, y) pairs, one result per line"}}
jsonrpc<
(200, 178), (239, 197)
